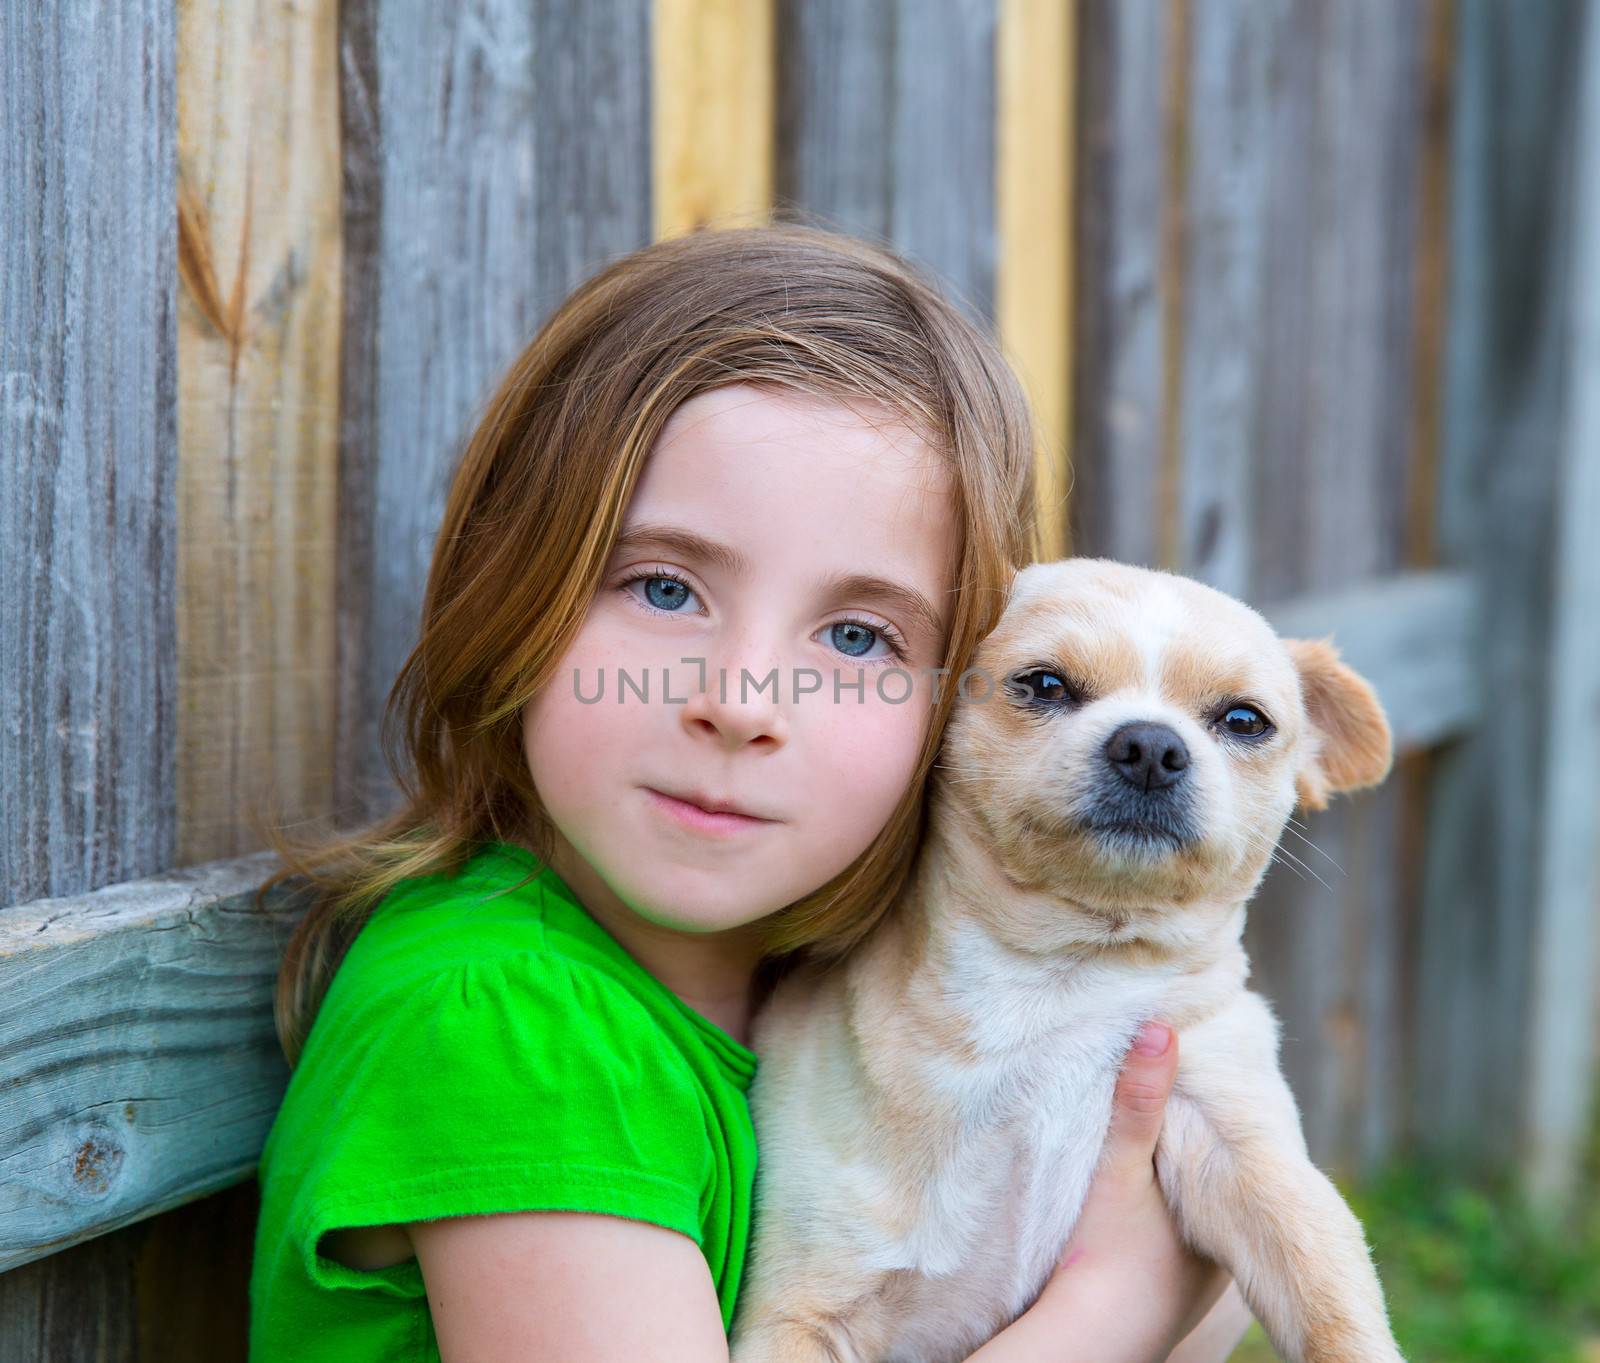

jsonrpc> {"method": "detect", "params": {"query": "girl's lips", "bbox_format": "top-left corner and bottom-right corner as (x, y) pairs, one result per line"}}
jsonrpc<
(644, 787), (778, 836)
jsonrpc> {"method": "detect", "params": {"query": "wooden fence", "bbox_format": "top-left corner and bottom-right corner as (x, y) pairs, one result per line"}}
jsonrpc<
(4, 0), (1598, 1357)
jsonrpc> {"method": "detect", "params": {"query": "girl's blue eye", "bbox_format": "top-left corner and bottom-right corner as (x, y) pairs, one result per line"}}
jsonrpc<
(618, 569), (909, 664)
(641, 574), (694, 612)
(831, 621), (880, 658)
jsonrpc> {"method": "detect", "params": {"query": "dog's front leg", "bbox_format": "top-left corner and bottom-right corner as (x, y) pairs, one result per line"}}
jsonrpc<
(730, 1274), (906, 1363)
(729, 1315), (858, 1363)
(1155, 994), (1405, 1363)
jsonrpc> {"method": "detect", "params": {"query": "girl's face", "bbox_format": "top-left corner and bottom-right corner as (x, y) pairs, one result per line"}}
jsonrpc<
(521, 382), (959, 937)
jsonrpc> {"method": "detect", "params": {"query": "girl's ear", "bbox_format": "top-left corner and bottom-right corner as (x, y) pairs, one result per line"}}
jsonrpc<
(1284, 637), (1394, 813)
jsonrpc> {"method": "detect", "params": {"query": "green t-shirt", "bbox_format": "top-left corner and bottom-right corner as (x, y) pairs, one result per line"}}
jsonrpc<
(248, 840), (760, 1360)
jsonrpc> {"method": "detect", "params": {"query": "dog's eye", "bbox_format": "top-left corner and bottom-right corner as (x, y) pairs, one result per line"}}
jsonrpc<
(1217, 704), (1272, 738)
(1009, 669), (1074, 705)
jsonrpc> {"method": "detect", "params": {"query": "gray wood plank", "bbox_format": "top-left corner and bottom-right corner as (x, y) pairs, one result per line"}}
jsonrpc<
(0, 1182), (255, 1362)
(1067, 0), (1169, 567)
(1175, 0), (1285, 597)
(338, 0), (654, 821)
(1240, 0), (1429, 1180)
(1524, 0), (1600, 1203)
(1416, 0), (1593, 1193)
(0, 855), (298, 1272)
(1516, 0), (1600, 1196)
(0, 0), (178, 904)
(775, 0), (998, 324)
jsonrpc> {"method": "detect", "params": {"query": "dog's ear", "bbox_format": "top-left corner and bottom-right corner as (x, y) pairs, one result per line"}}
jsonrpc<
(1284, 637), (1394, 813)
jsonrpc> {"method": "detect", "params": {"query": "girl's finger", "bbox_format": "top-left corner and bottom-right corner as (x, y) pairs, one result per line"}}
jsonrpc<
(1106, 1021), (1178, 1158)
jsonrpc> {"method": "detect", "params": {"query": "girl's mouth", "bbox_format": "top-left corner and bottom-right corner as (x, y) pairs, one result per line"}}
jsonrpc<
(644, 787), (779, 836)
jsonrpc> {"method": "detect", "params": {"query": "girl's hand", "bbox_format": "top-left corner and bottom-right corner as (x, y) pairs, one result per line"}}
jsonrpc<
(1044, 1020), (1241, 1361)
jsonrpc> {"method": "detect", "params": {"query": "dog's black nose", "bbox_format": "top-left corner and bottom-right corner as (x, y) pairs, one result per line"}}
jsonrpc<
(1104, 722), (1190, 791)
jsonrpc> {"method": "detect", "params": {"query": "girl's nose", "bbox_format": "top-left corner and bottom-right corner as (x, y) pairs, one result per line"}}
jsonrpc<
(677, 651), (791, 750)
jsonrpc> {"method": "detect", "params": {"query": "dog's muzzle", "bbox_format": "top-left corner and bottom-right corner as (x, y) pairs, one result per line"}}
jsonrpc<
(1080, 721), (1200, 850)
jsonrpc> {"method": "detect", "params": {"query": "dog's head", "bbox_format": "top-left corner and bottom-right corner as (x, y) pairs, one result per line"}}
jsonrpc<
(937, 558), (1392, 921)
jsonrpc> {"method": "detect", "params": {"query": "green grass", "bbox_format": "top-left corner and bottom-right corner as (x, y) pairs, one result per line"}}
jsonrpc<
(1228, 1103), (1600, 1362)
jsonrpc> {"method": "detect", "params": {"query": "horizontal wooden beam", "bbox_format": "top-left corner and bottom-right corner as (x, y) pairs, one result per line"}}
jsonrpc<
(1260, 567), (1482, 752)
(0, 854), (299, 1272)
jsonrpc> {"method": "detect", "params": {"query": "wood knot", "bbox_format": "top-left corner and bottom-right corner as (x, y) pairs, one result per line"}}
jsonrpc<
(70, 1133), (124, 1197)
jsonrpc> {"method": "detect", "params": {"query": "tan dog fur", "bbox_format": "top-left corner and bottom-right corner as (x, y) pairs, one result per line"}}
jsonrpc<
(730, 558), (1403, 1363)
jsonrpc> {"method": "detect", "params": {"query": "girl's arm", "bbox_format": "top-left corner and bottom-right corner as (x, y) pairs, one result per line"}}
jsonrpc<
(411, 1208), (731, 1362)
(411, 1023), (1246, 1363)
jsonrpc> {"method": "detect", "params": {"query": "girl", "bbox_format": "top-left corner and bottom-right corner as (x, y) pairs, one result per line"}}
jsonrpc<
(248, 224), (1253, 1362)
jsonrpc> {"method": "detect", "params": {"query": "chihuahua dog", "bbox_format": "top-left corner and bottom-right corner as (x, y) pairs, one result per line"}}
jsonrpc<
(730, 558), (1402, 1363)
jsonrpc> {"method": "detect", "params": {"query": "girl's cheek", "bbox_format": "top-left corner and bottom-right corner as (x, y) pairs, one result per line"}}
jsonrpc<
(521, 632), (651, 796)
(805, 676), (932, 809)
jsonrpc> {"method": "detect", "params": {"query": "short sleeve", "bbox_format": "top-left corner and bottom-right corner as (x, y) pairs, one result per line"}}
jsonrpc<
(286, 950), (713, 1294)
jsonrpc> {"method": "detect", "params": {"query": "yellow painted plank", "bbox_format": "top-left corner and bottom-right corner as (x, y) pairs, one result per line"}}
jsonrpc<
(997, 0), (1076, 562)
(653, 0), (776, 239)
(175, 0), (342, 861)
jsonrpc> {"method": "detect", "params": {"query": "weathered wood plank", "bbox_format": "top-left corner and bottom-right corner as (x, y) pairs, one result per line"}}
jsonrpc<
(1416, 0), (1594, 1195)
(1171, 0), (1284, 599)
(774, 0), (894, 234)
(0, 0), (178, 903)
(1516, 0), (1600, 1196)
(0, 854), (298, 1272)
(775, 0), (999, 325)
(1524, 0), (1600, 1204)
(1229, 0), (1428, 1180)
(653, 0), (775, 238)
(340, 0), (655, 818)
(890, 0), (1000, 324)
(174, 0), (343, 864)
(0, 1181), (256, 1363)
(1067, 0), (1169, 567)
(997, 0), (1075, 561)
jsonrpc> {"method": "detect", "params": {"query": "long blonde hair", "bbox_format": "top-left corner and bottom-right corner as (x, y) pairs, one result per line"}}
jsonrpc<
(259, 223), (1041, 1065)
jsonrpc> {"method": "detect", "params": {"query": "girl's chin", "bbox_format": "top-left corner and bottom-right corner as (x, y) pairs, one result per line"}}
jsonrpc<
(634, 899), (779, 936)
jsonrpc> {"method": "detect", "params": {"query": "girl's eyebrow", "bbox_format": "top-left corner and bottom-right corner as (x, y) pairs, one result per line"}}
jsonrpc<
(613, 521), (947, 643)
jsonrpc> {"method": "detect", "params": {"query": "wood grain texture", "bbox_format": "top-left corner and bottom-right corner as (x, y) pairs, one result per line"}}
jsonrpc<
(174, 0), (343, 866)
(0, 853), (296, 1272)
(0, 1181), (256, 1363)
(1237, 0), (1430, 1179)
(1067, 0), (1169, 568)
(338, 0), (655, 820)
(0, 0), (178, 904)
(1524, 0), (1600, 1204)
(1168, 0), (1280, 599)
(996, 0), (1075, 562)
(653, 0), (775, 238)
(1417, 0), (1599, 1201)
(774, 0), (999, 326)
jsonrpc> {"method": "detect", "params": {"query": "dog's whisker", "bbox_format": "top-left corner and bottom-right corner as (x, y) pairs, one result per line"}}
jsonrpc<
(1265, 842), (1336, 894)
(1278, 823), (1345, 874)
(1266, 849), (1309, 884)
(1233, 826), (1336, 894)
